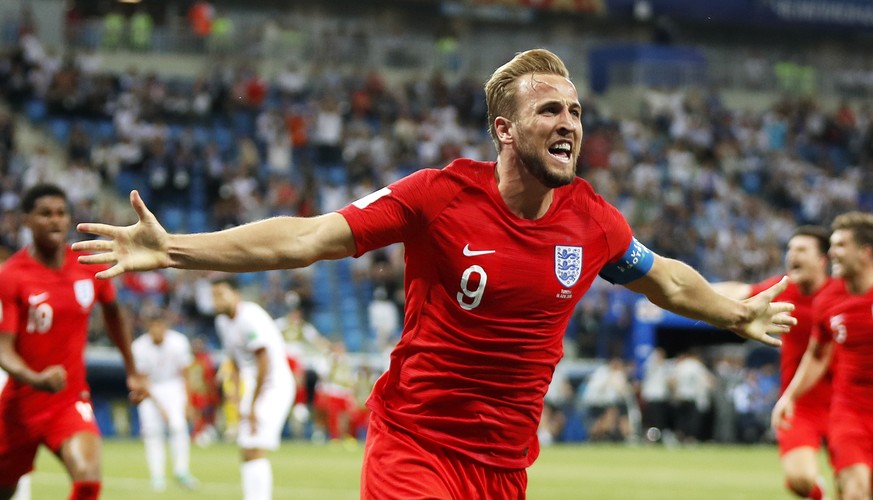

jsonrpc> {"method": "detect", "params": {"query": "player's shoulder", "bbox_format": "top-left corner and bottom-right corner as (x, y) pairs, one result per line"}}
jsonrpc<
(0, 248), (31, 274)
(814, 278), (847, 306)
(167, 329), (191, 344)
(427, 158), (495, 191)
(815, 277), (841, 297)
(131, 334), (150, 348)
(442, 158), (494, 177)
(559, 176), (614, 211)
(238, 301), (273, 324)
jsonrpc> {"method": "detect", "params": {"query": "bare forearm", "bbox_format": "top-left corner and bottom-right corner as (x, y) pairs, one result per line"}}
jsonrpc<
(167, 214), (355, 272)
(628, 257), (749, 330)
(784, 341), (832, 401)
(710, 281), (753, 300)
(0, 337), (37, 384)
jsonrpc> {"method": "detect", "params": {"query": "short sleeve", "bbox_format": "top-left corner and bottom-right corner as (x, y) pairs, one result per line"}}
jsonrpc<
(338, 169), (440, 257)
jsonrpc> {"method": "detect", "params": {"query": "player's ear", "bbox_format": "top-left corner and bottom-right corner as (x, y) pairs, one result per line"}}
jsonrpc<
(494, 117), (513, 144)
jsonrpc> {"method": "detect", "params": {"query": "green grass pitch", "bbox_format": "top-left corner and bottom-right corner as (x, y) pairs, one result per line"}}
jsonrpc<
(30, 440), (833, 499)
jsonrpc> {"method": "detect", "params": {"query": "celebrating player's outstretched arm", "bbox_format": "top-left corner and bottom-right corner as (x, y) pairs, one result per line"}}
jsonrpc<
(625, 255), (796, 347)
(73, 190), (356, 279)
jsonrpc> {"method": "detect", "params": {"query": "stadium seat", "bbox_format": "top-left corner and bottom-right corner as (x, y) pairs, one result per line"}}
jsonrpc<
(24, 100), (47, 123)
(48, 118), (71, 144)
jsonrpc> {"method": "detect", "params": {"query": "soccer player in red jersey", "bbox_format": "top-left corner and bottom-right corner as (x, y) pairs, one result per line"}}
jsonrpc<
(773, 212), (873, 500)
(0, 184), (146, 500)
(74, 49), (796, 498)
(716, 226), (833, 500)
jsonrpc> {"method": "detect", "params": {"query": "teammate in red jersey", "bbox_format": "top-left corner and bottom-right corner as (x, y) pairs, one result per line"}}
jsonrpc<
(715, 226), (833, 500)
(0, 184), (146, 500)
(773, 212), (873, 500)
(73, 49), (795, 499)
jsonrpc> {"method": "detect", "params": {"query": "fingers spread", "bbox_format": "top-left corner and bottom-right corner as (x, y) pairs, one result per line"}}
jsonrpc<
(761, 275), (790, 301)
(96, 266), (124, 280)
(771, 311), (797, 327)
(71, 239), (113, 253)
(77, 222), (118, 238)
(131, 190), (155, 222)
(78, 253), (117, 265)
(770, 301), (795, 315)
(757, 335), (782, 348)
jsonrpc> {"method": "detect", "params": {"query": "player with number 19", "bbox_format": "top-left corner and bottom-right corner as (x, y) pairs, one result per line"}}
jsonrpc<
(0, 184), (146, 500)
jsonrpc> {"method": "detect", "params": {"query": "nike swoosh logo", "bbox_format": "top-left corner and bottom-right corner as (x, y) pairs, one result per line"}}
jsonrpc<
(28, 292), (49, 305)
(463, 244), (496, 257)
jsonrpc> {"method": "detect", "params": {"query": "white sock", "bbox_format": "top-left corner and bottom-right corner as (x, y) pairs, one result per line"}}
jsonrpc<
(170, 427), (191, 476)
(241, 458), (272, 500)
(11, 473), (31, 500)
(144, 435), (166, 482)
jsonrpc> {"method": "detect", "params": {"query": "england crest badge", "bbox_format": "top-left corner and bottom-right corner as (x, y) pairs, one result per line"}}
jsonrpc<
(555, 246), (582, 287)
(74, 279), (95, 308)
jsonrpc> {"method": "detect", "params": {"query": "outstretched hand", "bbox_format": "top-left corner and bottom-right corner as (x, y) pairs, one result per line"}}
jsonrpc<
(72, 190), (170, 279)
(728, 276), (796, 347)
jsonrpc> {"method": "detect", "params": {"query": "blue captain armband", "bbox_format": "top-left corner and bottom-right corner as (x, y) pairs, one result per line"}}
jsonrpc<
(598, 237), (655, 285)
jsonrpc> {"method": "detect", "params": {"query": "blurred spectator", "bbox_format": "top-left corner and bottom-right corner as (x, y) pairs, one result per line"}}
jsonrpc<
(129, 8), (153, 52)
(640, 347), (672, 443)
(188, 336), (220, 447)
(670, 351), (714, 444)
(101, 10), (125, 51)
(275, 291), (330, 421)
(582, 358), (633, 442)
(188, 1), (214, 39)
(367, 286), (399, 355)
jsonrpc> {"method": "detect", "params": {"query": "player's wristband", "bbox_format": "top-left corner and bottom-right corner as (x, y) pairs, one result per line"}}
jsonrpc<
(598, 237), (654, 284)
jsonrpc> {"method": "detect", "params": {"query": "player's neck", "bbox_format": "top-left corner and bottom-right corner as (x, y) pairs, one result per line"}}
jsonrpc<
(845, 270), (873, 295)
(494, 160), (553, 220)
(798, 274), (828, 295)
(29, 244), (66, 269)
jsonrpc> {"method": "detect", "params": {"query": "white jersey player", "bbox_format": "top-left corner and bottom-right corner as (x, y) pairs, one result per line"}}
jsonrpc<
(212, 278), (294, 500)
(132, 311), (197, 491)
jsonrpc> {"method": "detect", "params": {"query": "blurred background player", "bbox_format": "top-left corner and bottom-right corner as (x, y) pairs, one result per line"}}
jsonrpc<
(0, 184), (145, 500)
(131, 305), (198, 491)
(774, 212), (873, 500)
(212, 277), (294, 500)
(274, 290), (330, 438)
(715, 226), (833, 500)
(0, 368), (29, 500)
(187, 336), (219, 448)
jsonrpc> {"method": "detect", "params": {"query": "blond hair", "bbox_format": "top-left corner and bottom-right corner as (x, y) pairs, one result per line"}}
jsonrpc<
(484, 49), (570, 152)
(832, 211), (873, 248)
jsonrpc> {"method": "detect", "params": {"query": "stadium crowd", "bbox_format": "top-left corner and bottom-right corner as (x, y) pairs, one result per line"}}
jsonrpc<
(0, 10), (871, 447)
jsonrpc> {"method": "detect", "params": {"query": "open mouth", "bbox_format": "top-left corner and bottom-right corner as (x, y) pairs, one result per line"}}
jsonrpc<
(548, 141), (572, 161)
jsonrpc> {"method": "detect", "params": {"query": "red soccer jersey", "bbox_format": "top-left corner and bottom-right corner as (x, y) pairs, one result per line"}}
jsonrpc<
(0, 246), (115, 415)
(339, 159), (632, 468)
(750, 276), (833, 406)
(813, 279), (873, 413)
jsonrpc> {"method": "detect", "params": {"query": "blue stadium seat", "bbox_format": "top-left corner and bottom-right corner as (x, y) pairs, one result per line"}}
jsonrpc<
(187, 208), (209, 233)
(48, 118), (71, 144)
(214, 125), (234, 151)
(25, 100), (46, 123)
(161, 207), (185, 232)
(95, 120), (116, 142)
